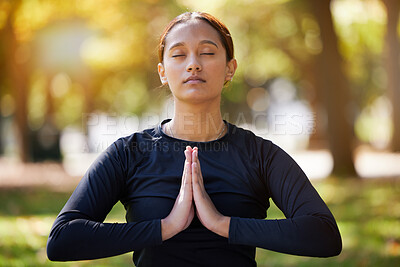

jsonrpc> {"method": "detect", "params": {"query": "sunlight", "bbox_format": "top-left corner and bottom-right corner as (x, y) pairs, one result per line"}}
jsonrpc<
(177, 0), (228, 13)
(332, 0), (386, 26)
(355, 96), (393, 149)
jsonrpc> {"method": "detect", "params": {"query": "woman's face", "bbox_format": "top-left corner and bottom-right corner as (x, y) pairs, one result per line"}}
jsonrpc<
(158, 20), (236, 104)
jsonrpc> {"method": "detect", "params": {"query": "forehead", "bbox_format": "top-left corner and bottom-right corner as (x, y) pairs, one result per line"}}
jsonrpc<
(164, 20), (222, 49)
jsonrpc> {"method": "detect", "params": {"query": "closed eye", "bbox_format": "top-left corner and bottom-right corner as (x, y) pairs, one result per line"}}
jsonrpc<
(172, 54), (185, 58)
(201, 53), (214, 55)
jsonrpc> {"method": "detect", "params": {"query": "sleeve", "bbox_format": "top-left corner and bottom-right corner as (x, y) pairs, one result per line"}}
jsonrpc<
(228, 143), (342, 257)
(46, 139), (162, 261)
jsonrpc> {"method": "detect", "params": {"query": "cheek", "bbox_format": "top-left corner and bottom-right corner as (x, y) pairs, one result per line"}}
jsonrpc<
(211, 62), (229, 82)
(164, 64), (180, 81)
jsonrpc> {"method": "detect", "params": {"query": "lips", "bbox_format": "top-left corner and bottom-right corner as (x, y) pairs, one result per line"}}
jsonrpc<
(184, 75), (206, 84)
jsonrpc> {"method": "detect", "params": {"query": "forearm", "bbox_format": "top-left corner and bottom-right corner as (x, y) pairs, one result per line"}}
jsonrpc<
(47, 214), (162, 261)
(228, 215), (342, 257)
(211, 216), (231, 238)
(161, 217), (178, 241)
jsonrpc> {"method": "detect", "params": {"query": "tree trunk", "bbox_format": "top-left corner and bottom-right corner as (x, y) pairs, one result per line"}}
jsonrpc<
(310, 0), (357, 176)
(0, 38), (4, 155)
(0, 115), (3, 155)
(3, 0), (31, 162)
(303, 60), (329, 150)
(382, 0), (400, 151)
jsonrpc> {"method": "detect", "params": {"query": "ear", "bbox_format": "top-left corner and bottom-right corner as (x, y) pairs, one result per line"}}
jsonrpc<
(225, 59), (237, 82)
(158, 63), (168, 85)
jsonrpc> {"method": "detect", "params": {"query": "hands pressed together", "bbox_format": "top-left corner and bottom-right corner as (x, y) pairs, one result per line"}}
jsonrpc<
(161, 146), (231, 241)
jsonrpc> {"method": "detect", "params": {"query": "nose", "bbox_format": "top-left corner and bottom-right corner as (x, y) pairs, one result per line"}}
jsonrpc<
(186, 55), (202, 72)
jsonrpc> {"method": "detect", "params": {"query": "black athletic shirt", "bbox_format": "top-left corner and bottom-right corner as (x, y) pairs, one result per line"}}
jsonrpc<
(47, 119), (342, 266)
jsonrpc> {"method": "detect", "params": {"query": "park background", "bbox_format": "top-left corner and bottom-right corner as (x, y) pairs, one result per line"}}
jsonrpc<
(0, 0), (400, 266)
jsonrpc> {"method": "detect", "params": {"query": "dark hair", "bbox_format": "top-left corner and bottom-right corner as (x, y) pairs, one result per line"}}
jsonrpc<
(158, 12), (234, 63)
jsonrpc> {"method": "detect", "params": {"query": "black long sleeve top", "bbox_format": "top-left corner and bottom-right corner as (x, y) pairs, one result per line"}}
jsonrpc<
(47, 119), (342, 266)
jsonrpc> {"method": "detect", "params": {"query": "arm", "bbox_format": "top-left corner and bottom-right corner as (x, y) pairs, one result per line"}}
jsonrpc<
(228, 144), (342, 257)
(47, 140), (162, 261)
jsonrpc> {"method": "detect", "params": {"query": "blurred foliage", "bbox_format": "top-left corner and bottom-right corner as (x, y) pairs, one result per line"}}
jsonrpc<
(0, 0), (394, 131)
(1, 0), (187, 130)
(332, 0), (387, 109)
(0, 178), (399, 266)
(1, 2), (399, 265)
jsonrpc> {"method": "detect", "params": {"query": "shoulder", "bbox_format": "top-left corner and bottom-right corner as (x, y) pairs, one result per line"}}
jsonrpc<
(106, 124), (162, 162)
(227, 122), (293, 167)
(228, 122), (274, 152)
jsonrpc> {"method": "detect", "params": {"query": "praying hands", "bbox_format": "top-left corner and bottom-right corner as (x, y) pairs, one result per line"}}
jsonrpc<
(161, 146), (231, 241)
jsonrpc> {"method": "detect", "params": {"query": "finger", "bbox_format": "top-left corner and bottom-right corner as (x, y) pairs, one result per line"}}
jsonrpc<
(181, 147), (193, 189)
(180, 160), (190, 191)
(182, 147), (192, 188)
(179, 167), (192, 206)
(192, 148), (196, 161)
(192, 161), (199, 194)
(192, 161), (204, 191)
(192, 149), (204, 185)
(185, 160), (191, 180)
(192, 161), (197, 180)
(190, 146), (198, 162)
(192, 148), (201, 167)
(184, 147), (192, 163)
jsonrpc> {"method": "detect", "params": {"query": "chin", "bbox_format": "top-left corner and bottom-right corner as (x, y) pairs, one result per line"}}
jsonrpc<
(179, 92), (221, 104)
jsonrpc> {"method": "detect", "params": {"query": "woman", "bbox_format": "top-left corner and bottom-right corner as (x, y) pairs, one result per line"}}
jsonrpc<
(47, 12), (342, 266)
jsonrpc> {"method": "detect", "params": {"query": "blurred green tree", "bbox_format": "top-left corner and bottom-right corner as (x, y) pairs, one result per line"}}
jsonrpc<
(219, 0), (358, 175)
(1, 0), (31, 162)
(382, 0), (400, 152)
(0, 0), (186, 161)
(0, 0), (398, 173)
(309, 0), (356, 176)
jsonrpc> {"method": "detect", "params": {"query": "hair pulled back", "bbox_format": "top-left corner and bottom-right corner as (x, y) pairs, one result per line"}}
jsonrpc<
(158, 12), (234, 63)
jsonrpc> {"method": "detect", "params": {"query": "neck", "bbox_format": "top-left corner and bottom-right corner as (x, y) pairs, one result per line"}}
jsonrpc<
(167, 98), (226, 142)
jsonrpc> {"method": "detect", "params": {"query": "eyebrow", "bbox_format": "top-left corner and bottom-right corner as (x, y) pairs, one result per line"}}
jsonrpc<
(168, 40), (219, 51)
(168, 42), (184, 51)
(199, 40), (219, 48)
